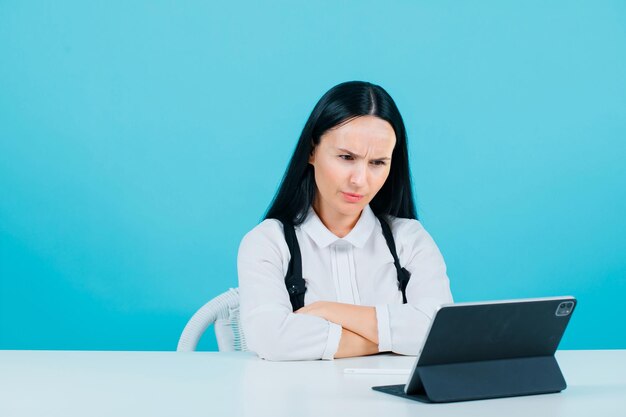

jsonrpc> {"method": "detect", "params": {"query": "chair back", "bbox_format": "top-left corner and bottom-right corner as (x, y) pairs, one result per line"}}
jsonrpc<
(177, 288), (248, 352)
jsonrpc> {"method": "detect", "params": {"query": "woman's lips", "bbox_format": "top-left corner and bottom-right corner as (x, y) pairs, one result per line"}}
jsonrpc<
(341, 192), (364, 203)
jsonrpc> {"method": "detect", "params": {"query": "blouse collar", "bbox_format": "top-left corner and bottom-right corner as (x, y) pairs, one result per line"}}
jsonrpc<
(300, 204), (377, 249)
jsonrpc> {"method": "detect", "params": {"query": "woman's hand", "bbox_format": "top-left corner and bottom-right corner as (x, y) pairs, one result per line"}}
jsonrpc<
(335, 328), (379, 358)
(295, 301), (331, 319)
(296, 301), (380, 345)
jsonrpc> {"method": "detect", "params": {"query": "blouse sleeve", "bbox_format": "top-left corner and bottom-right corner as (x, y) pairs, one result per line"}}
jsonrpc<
(374, 218), (453, 355)
(237, 220), (342, 361)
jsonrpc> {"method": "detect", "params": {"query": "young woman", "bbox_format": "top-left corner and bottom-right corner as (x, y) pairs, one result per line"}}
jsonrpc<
(237, 81), (453, 361)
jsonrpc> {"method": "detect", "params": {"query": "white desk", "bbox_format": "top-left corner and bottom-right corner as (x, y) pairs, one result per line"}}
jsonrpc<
(0, 350), (624, 417)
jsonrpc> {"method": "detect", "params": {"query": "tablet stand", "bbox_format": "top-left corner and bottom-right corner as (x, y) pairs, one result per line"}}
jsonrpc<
(406, 355), (566, 403)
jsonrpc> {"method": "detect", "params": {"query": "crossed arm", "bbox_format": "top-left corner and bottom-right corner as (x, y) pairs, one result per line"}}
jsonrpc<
(295, 301), (384, 358)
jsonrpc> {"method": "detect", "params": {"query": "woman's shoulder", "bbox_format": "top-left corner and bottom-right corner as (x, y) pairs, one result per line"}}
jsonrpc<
(238, 218), (288, 259)
(240, 218), (284, 245)
(380, 215), (445, 266)
(383, 215), (425, 235)
(382, 215), (437, 249)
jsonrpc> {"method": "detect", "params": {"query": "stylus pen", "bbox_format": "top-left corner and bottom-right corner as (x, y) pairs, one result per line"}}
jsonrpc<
(343, 368), (411, 375)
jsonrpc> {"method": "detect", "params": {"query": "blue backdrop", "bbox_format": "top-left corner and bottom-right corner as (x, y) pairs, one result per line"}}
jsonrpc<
(1, 1), (625, 351)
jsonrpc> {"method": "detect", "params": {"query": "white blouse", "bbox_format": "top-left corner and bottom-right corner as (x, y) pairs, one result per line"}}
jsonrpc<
(237, 204), (453, 361)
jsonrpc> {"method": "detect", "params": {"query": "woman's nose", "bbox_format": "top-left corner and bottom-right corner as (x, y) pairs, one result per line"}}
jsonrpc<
(349, 163), (367, 186)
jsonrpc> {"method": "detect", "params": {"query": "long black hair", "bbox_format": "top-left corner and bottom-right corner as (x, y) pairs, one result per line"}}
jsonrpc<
(264, 81), (417, 225)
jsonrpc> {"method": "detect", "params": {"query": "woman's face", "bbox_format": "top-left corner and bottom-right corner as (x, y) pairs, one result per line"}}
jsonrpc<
(308, 115), (396, 225)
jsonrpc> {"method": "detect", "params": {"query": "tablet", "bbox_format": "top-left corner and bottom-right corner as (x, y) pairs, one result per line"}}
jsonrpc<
(372, 296), (577, 403)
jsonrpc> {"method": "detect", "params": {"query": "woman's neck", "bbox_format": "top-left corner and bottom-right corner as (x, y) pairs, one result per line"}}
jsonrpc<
(313, 200), (362, 238)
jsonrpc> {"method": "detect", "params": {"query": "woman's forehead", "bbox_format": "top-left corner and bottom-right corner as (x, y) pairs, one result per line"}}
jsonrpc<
(321, 116), (396, 151)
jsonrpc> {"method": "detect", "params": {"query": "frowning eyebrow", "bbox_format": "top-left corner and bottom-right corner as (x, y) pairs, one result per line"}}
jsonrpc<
(336, 148), (391, 161)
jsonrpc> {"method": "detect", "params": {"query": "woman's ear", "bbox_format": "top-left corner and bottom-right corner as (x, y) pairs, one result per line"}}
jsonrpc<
(308, 144), (316, 165)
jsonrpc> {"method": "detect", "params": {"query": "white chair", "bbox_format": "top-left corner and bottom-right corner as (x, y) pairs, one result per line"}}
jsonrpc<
(177, 288), (248, 352)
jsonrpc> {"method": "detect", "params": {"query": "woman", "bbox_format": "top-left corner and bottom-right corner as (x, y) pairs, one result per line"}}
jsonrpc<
(238, 81), (452, 361)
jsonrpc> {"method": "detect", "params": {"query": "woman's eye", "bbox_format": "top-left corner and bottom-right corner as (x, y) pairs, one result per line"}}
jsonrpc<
(371, 160), (386, 166)
(339, 155), (354, 161)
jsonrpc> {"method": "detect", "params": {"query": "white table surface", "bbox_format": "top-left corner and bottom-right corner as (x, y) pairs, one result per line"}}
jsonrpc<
(0, 350), (624, 417)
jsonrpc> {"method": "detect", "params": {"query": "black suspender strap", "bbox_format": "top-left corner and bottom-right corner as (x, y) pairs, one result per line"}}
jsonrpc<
(377, 215), (412, 304)
(280, 215), (411, 311)
(282, 222), (306, 311)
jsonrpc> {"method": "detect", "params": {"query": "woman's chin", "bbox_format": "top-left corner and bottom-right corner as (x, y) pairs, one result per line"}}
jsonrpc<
(336, 202), (365, 216)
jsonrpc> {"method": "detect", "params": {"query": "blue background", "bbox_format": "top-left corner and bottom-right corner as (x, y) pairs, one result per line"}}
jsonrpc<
(1, 1), (625, 351)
